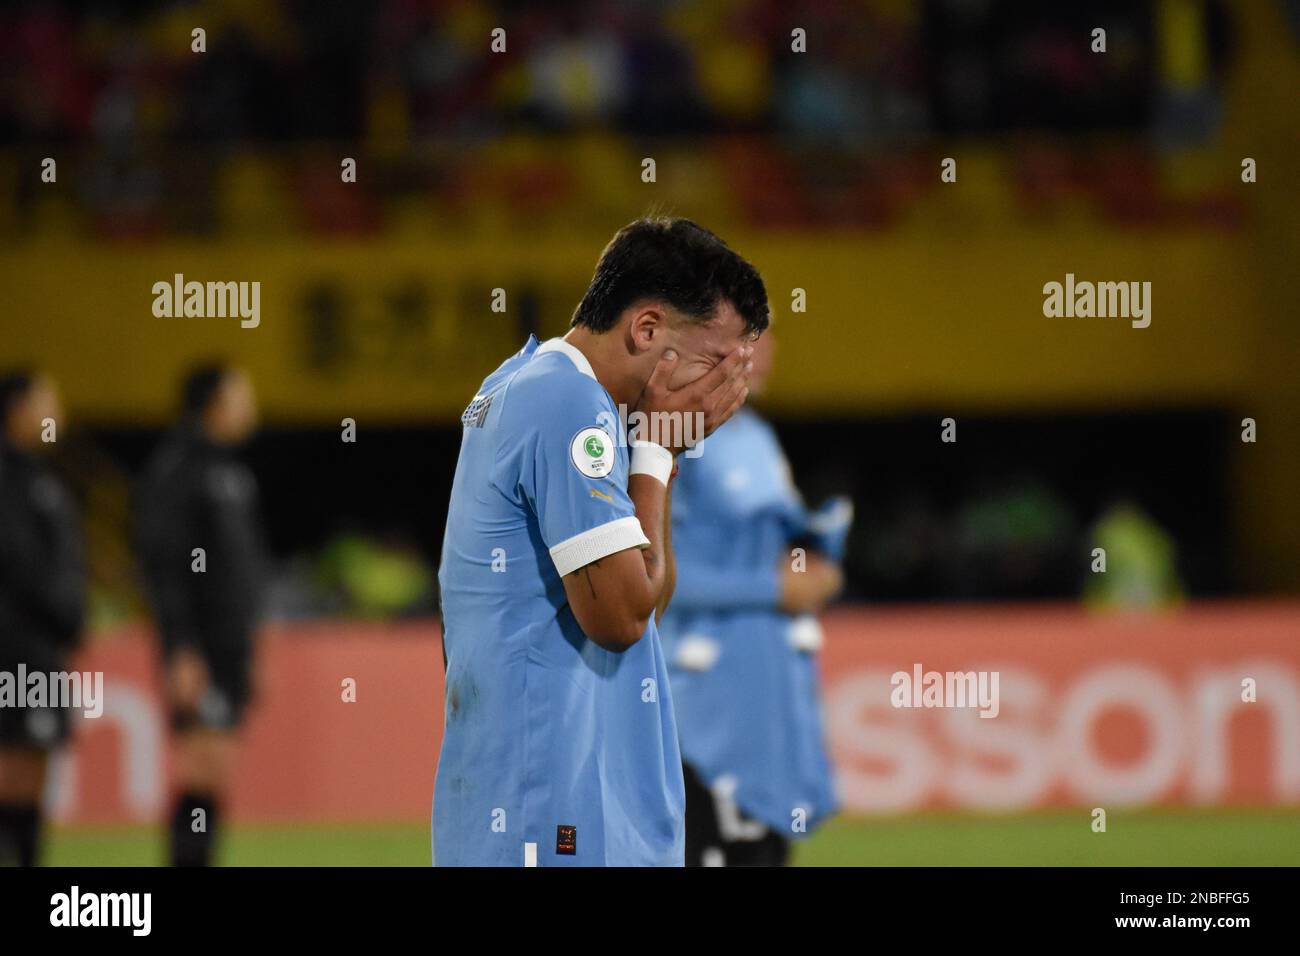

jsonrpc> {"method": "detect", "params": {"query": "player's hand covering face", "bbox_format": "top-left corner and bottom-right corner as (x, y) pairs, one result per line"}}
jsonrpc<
(637, 344), (751, 455)
(635, 303), (756, 455)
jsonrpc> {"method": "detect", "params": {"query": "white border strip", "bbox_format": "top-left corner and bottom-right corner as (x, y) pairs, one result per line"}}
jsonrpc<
(549, 515), (649, 577)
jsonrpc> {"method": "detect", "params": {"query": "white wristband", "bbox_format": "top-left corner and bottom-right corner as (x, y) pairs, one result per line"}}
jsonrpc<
(629, 441), (674, 487)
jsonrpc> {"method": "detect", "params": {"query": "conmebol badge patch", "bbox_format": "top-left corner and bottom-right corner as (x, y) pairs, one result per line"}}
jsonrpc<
(570, 427), (614, 478)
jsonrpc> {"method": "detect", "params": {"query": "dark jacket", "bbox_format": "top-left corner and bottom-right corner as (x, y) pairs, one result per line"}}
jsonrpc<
(0, 442), (86, 671)
(133, 427), (268, 654)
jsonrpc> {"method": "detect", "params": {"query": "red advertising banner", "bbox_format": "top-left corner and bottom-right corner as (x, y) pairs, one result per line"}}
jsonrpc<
(819, 602), (1300, 813)
(51, 622), (443, 825)
(48, 603), (1300, 824)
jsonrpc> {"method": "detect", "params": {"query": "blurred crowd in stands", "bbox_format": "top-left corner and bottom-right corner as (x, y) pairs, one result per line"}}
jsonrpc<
(0, 0), (1249, 237)
(2, 0), (927, 145)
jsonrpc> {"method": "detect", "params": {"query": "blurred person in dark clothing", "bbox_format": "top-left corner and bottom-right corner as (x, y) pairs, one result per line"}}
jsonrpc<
(133, 364), (267, 866)
(0, 371), (86, 866)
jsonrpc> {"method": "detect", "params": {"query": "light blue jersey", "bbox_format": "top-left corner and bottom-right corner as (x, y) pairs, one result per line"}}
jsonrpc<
(660, 410), (838, 838)
(433, 335), (684, 867)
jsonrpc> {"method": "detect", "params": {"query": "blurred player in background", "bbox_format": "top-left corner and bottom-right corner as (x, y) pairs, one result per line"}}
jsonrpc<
(133, 364), (267, 866)
(661, 330), (847, 865)
(0, 371), (86, 866)
(433, 217), (766, 866)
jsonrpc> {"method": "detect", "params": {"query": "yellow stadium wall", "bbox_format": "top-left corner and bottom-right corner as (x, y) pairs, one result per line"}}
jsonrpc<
(0, 228), (1270, 423)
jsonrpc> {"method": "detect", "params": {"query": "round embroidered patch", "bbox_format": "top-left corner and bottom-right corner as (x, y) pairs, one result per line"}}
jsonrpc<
(570, 427), (615, 478)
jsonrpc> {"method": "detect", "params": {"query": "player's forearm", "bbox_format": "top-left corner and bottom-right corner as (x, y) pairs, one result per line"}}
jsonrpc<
(629, 473), (670, 612)
(655, 479), (675, 622)
(563, 475), (667, 651)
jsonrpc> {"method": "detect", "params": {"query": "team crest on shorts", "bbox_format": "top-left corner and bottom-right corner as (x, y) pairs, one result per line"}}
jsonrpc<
(570, 427), (615, 478)
(556, 824), (577, 855)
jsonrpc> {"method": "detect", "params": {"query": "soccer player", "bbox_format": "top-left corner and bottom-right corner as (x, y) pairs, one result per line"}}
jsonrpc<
(0, 371), (86, 866)
(433, 217), (769, 866)
(660, 330), (847, 865)
(133, 364), (268, 866)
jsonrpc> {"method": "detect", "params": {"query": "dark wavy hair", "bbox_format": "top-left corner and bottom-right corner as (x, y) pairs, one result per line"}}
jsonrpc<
(571, 217), (769, 337)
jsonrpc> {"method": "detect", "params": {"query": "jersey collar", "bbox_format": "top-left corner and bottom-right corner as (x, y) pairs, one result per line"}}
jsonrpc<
(534, 336), (597, 382)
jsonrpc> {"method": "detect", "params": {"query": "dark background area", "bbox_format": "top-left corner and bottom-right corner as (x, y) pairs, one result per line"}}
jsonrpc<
(83, 405), (1235, 604)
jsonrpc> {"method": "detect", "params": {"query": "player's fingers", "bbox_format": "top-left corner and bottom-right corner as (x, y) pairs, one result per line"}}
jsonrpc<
(681, 345), (748, 405)
(707, 354), (751, 418)
(712, 369), (754, 429)
(707, 365), (750, 425)
(711, 384), (750, 433)
(643, 348), (679, 397)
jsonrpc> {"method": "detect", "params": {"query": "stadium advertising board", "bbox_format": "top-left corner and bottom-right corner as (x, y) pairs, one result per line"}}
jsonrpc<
(53, 603), (1299, 823)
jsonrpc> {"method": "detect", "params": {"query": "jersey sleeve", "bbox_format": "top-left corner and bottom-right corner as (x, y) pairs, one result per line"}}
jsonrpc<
(509, 375), (650, 577)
